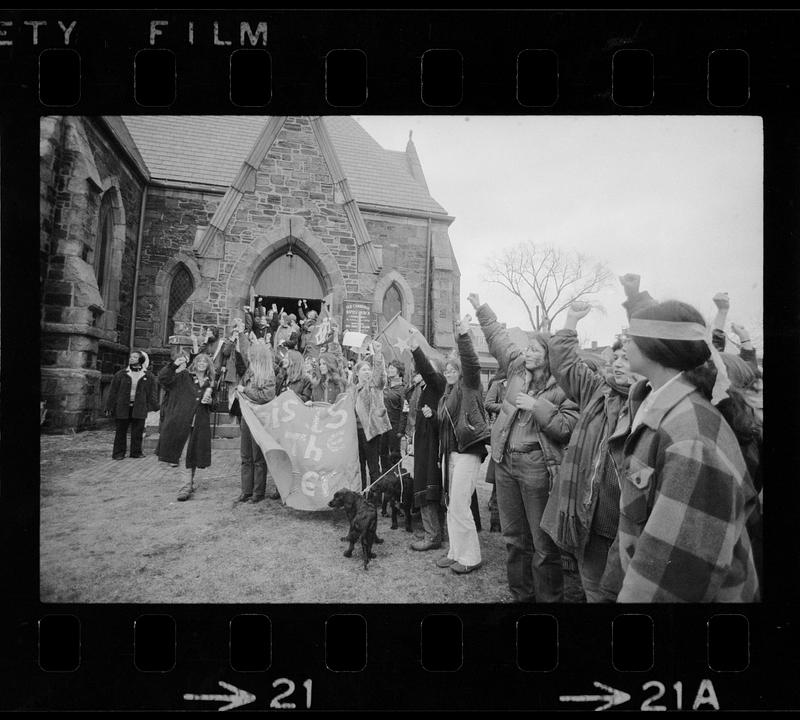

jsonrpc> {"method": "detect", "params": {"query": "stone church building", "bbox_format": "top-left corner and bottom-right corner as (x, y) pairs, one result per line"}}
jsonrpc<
(40, 116), (460, 430)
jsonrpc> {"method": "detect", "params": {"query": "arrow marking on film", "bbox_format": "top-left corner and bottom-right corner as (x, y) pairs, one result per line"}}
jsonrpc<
(183, 681), (256, 711)
(560, 681), (631, 711)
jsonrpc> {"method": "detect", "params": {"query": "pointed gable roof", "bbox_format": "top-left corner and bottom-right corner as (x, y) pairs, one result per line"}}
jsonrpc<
(121, 115), (447, 215)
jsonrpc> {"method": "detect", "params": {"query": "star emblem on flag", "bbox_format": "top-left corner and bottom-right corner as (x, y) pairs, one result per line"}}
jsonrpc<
(391, 334), (410, 354)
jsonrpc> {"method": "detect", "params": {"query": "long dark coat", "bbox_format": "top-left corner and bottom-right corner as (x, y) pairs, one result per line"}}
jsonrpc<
(156, 363), (213, 468)
(410, 347), (446, 507)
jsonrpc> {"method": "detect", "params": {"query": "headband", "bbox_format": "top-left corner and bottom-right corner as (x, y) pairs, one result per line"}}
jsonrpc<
(627, 318), (730, 405)
(627, 319), (707, 341)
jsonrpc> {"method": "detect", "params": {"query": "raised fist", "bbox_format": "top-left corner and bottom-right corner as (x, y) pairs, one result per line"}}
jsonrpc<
(467, 292), (481, 310)
(731, 322), (750, 341)
(712, 292), (730, 310)
(567, 300), (592, 320)
(457, 314), (472, 335)
(372, 340), (382, 354)
(619, 274), (641, 296)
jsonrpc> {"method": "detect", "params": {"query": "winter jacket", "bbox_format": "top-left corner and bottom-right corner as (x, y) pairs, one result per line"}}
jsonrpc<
(410, 346), (446, 506)
(541, 329), (629, 555)
(348, 351), (392, 441)
(383, 380), (408, 436)
(240, 367), (276, 406)
(106, 352), (159, 420)
(278, 375), (313, 403)
(219, 334), (249, 385)
(311, 377), (347, 404)
(616, 374), (760, 602)
(437, 332), (491, 454)
(156, 362), (214, 468)
(484, 377), (506, 420)
(475, 303), (579, 478)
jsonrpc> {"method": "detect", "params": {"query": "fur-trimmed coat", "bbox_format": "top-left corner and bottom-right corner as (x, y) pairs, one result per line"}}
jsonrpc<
(105, 352), (159, 420)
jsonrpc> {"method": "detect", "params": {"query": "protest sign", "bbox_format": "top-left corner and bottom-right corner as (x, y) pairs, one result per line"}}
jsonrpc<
(238, 390), (361, 510)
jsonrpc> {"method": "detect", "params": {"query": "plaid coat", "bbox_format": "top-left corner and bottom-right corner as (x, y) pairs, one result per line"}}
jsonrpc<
(616, 374), (760, 603)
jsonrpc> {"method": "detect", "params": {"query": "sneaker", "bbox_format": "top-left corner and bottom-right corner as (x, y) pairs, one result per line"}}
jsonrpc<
(451, 561), (482, 574)
(436, 555), (456, 568)
(236, 493), (252, 503)
(410, 539), (442, 552)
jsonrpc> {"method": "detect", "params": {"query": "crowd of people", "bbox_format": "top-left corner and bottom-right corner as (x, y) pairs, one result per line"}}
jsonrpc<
(105, 276), (763, 602)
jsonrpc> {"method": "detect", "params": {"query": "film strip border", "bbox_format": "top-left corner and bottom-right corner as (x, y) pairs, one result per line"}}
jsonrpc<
(4, 8), (800, 712)
(14, 46), (752, 110)
(17, 606), (798, 711)
(0, 10), (798, 113)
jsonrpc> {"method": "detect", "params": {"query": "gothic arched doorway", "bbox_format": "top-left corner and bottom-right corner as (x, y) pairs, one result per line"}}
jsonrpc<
(252, 249), (326, 315)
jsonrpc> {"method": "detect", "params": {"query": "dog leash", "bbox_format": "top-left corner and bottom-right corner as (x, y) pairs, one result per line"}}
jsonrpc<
(359, 453), (409, 497)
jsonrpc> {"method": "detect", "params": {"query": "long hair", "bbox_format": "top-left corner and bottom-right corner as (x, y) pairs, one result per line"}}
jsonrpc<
(189, 352), (216, 384)
(246, 340), (275, 388)
(284, 350), (304, 384)
(445, 352), (462, 378)
(529, 330), (552, 369)
(630, 300), (713, 399)
(317, 351), (346, 395)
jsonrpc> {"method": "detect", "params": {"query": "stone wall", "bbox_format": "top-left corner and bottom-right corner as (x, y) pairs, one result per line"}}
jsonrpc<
(40, 117), (145, 431)
(171, 116), (361, 336)
(136, 187), (221, 347)
(362, 213), (458, 351)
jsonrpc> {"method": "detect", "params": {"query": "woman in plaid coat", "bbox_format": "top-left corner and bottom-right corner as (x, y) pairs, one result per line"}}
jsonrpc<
(614, 300), (760, 602)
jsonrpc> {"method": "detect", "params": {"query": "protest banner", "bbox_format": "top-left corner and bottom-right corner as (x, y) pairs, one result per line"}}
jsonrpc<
(238, 389), (361, 511)
(342, 330), (369, 351)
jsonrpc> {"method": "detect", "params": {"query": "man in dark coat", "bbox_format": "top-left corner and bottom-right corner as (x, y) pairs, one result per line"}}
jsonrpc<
(105, 350), (159, 459)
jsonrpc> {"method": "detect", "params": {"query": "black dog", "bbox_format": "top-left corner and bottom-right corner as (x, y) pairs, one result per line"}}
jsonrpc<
(370, 465), (413, 532)
(328, 489), (383, 570)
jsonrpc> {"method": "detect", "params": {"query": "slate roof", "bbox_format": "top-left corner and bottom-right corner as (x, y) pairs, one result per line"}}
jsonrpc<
(121, 115), (447, 215)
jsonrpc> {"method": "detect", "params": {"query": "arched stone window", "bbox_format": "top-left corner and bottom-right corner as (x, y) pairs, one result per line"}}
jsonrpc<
(382, 283), (403, 322)
(94, 191), (115, 303)
(165, 264), (194, 342)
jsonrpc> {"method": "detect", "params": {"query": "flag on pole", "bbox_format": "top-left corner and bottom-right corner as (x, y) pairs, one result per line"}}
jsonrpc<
(375, 312), (442, 369)
(238, 389), (361, 510)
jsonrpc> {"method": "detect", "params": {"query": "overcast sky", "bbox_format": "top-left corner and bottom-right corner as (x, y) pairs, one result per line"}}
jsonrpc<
(355, 115), (763, 350)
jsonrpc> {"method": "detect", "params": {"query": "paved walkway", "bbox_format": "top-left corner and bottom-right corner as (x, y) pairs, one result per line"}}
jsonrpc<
(72, 450), (243, 484)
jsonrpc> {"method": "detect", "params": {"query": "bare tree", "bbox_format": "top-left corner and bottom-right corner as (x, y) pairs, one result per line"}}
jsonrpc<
(484, 242), (614, 331)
